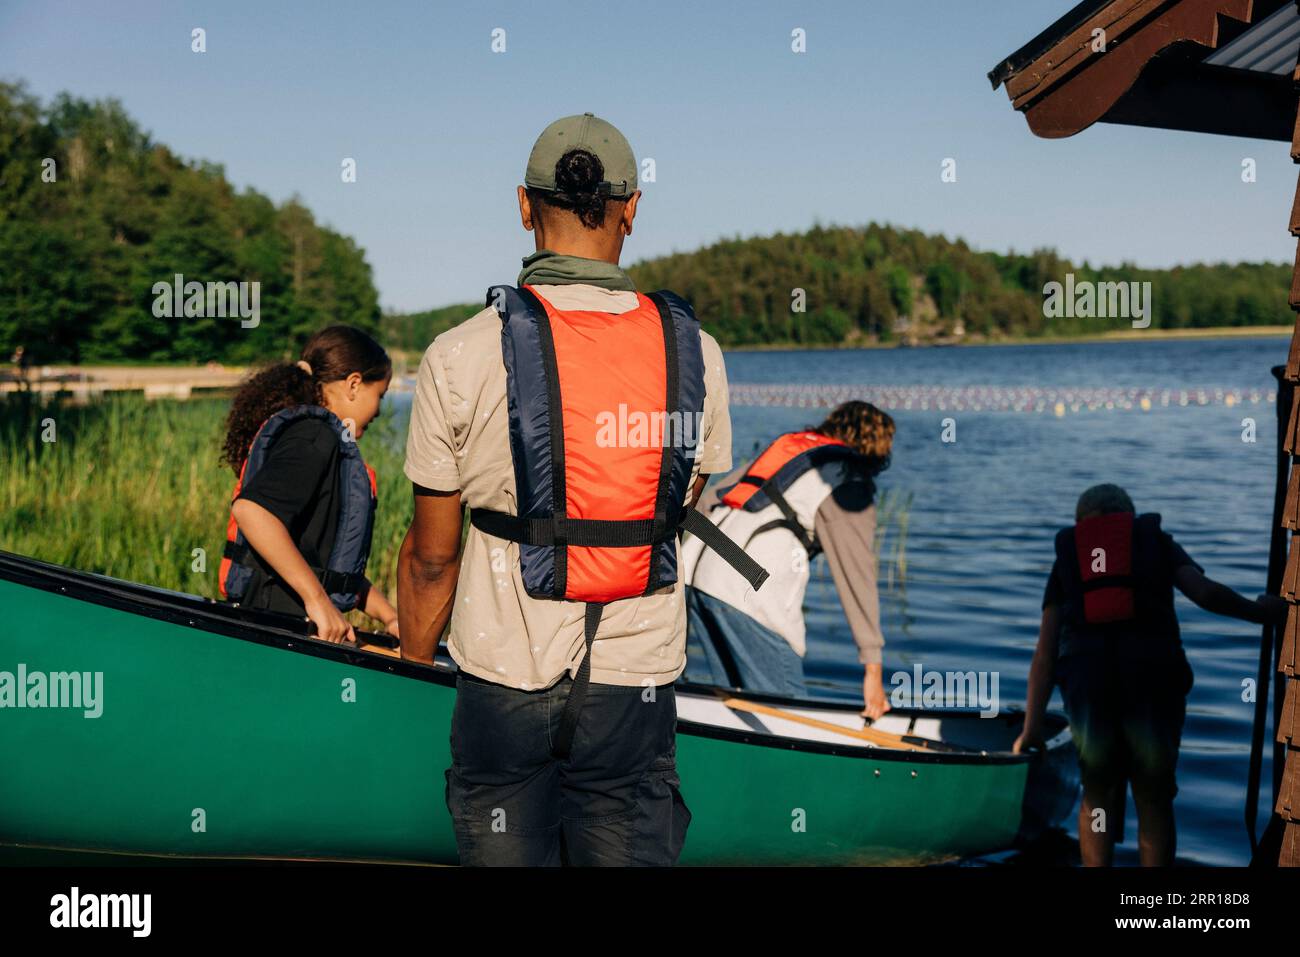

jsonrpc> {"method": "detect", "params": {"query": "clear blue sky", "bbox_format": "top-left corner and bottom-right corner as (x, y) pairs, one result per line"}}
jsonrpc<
(2, 0), (1295, 312)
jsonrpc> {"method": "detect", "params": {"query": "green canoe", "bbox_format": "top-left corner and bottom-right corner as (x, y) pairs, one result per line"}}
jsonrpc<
(0, 551), (1078, 865)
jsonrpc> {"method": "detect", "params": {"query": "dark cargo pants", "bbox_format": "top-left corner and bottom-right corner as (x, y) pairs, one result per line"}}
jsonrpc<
(445, 669), (691, 866)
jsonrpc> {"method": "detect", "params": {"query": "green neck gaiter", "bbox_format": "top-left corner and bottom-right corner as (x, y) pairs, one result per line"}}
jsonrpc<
(517, 248), (637, 291)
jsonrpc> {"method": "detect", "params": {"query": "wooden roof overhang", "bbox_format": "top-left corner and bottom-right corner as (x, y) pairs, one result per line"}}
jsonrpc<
(988, 0), (1297, 141)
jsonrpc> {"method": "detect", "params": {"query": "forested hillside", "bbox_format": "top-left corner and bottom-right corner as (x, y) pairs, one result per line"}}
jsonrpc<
(0, 83), (380, 364)
(386, 224), (1291, 351)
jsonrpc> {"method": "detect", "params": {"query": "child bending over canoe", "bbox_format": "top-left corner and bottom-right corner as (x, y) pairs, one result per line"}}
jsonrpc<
(679, 400), (894, 717)
(1014, 483), (1285, 866)
(219, 325), (397, 645)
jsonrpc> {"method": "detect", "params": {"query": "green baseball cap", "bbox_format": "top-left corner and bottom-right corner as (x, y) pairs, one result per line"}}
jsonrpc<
(524, 112), (637, 199)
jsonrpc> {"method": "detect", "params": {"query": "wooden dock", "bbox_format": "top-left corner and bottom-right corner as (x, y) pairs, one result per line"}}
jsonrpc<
(0, 365), (248, 399)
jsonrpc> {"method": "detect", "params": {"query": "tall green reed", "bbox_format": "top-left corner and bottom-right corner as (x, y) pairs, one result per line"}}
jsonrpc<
(0, 394), (411, 614)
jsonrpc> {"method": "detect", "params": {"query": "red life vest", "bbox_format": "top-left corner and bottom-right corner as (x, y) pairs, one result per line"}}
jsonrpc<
(1052, 513), (1184, 655)
(718, 430), (869, 555)
(219, 405), (377, 613)
(469, 283), (767, 758)
(1071, 511), (1136, 624)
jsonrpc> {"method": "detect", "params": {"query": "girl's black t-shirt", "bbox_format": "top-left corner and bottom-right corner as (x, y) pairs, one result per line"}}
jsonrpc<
(234, 417), (343, 616)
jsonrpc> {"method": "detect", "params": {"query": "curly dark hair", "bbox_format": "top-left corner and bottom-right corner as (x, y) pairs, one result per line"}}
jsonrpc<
(809, 400), (895, 476)
(221, 325), (391, 474)
(526, 148), (624, 230)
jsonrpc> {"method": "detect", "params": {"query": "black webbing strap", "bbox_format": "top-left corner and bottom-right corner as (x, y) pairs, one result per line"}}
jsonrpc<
(681, 508), (770, 591)
(728, 472), (817, 553)
(469, 510), (677, 547)
(552, 602), (605, 760)
(761, 483), (817, 554)
(222, 541), (363, 597)
(472, 507), (770, 592)
(1081, 574), (1137, 592)
(742, 517), (822, 559)
(318, 569), (365, 595)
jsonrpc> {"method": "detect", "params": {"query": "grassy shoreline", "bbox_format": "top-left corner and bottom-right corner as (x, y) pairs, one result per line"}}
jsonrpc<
(0, 395), (413, 627)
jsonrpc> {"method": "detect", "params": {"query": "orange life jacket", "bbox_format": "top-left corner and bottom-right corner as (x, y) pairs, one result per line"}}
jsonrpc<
(469, 283), (767, 757)
(718, 430), (869, 556)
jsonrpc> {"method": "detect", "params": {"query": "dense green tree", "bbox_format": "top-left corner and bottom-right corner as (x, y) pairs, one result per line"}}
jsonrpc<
(884, 263), (913, 319)
(0, 84), (381, 364)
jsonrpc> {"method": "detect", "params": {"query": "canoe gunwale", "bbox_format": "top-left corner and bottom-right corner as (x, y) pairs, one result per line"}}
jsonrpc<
(0, 549), (1073, 767)
(675, 680), (1071, 766)
(0, 548), (453, 685)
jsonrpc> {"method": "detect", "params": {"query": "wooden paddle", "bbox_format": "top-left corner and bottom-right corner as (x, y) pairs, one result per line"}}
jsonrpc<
(719, 695), (970, 753)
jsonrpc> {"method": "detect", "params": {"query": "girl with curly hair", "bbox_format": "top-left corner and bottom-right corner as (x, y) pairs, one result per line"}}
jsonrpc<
(220, 325), (396, 645)
(680, 400), (896, 715)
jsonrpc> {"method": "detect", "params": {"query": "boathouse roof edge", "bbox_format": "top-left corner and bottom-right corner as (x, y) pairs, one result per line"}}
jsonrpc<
(989, 0), (1298, 141)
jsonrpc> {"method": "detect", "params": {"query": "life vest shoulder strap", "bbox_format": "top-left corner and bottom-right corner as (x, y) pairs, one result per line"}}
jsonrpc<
(718, 431), (875, 557)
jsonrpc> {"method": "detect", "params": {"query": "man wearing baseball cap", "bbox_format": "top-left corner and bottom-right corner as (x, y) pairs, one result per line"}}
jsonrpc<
(397, 113), (739, 865)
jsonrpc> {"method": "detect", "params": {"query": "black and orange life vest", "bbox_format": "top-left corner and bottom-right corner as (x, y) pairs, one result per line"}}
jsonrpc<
(717, 430), (874, 556)
(1053, 512), (1182, 653)
(1070, 512), (1136, 623)
(220, 405), (377, 613)
(469, 284), (767, 757)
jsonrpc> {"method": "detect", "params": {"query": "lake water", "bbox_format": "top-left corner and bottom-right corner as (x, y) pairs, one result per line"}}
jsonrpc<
(725, 337), (1288, 867)
(392, 334), (1289, 866)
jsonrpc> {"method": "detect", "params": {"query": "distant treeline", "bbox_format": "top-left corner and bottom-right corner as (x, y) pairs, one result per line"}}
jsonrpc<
(3, 84), (1288, 363)
(0, 83), (381, 364)
(385, 224), (1292, 351)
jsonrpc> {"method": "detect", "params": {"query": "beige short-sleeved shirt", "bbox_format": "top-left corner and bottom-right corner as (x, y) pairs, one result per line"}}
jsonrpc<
(404, 282), (733, 689)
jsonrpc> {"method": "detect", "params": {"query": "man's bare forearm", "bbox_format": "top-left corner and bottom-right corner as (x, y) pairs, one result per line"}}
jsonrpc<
(397, 531), (460, 664)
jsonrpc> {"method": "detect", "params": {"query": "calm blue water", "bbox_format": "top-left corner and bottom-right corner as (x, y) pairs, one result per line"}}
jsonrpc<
(725, 337), (1287, 867)
(391, 335), (1288, 866)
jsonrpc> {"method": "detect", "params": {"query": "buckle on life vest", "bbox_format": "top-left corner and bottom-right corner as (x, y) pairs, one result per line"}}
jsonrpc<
(1074, 511), (1136, 624)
